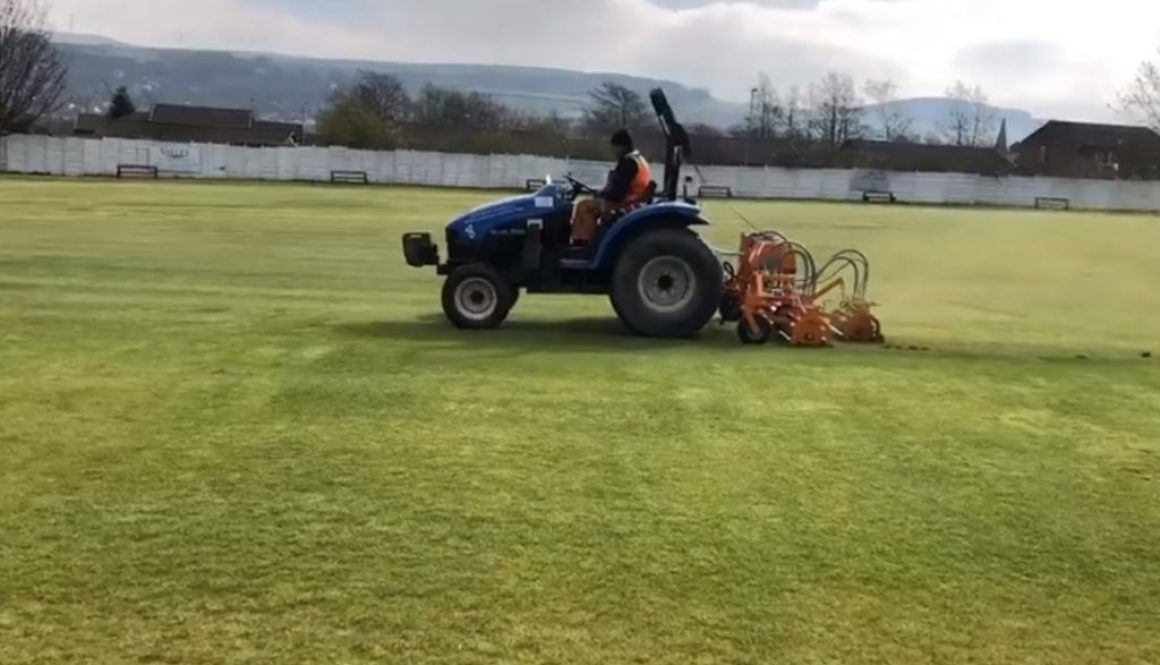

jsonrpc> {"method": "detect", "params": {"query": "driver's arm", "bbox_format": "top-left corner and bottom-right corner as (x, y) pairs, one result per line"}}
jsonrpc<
(600, 156), (639, 204)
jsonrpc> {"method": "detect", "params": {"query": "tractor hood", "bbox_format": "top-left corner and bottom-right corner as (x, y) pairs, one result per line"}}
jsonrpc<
(447, 185), (570, 241)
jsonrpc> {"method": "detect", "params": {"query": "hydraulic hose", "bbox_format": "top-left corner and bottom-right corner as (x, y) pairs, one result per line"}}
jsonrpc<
(787, 242), (818, 295)
(816, 250), (871, 299)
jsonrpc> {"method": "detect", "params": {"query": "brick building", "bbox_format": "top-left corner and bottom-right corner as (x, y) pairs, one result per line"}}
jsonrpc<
(1012, 121), (1160, 179)
(74, 104), (303, 147)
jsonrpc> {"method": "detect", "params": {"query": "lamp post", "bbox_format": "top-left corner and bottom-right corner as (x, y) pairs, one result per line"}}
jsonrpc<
(745, 87), (758, 165)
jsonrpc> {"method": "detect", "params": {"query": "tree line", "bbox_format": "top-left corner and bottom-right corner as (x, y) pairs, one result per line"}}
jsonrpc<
(311, 69), (1008, 161)
(312, 73), (699, 159)
(736, 71), (1002, 149)
(317, 72), (569, 150)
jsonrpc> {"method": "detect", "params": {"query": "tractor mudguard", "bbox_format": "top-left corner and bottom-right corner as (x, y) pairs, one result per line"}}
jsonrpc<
(588, 202), (708, 271)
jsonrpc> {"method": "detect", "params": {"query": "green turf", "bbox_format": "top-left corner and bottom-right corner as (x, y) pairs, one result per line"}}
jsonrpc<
(1, 177), (1158, 664)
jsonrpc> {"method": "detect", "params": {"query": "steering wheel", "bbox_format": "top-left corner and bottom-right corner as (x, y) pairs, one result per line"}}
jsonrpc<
(564, 174), (597, 198)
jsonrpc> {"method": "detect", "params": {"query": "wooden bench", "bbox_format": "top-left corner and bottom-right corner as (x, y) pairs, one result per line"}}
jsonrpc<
(698, 185), (734, 198)
(330, 170), (369, 184)
(1035, 197), (1070, 210)
(862, 190), (896, 203)
(116, 164), (159, 179)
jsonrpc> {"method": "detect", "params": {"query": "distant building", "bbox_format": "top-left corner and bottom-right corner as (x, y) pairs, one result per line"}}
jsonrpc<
(73, 104), (304, 147)
(833, 139), (1016, 176)
(995, 119), (1009, 154)
(1012, 121), (1160, 179)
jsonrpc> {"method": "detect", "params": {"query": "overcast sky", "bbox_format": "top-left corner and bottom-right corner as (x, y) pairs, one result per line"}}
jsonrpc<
(48, 0), (1160, 121)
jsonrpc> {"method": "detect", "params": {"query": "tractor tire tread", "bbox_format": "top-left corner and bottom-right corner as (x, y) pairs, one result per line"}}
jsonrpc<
(610, 228), (723, 338)
(441, 263), (516, 330)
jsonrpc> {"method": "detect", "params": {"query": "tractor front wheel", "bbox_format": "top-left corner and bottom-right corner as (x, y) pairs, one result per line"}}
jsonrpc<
(441, 264), (516, 330)
(610, 229), (724, 338)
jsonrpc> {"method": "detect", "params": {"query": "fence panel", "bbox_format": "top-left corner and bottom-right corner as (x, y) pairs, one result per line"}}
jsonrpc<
(4, 134), (1160, 212)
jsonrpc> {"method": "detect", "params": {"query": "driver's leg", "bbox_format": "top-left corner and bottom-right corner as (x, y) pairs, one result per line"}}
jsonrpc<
(571, 197), (602, 245)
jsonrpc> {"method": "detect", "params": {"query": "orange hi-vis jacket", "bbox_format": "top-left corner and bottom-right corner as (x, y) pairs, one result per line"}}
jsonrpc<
(624, 150), (652, 204)
(602, 150), (652, 205)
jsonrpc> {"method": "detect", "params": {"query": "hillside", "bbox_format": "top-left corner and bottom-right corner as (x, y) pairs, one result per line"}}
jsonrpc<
(54, 40), (747, 128)
(52, 37), (1043, 142)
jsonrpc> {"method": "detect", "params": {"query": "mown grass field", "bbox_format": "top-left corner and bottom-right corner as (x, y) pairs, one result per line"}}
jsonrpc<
(1, 177), (1158, 664)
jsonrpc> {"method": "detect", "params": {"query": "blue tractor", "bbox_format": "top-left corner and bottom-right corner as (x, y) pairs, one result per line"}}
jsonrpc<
(402, 88), (725, 338)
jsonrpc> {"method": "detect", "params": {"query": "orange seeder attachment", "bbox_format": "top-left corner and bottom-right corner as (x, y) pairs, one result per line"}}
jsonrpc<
(828, 300), (883, 344)
(720, 232), (883, 347)
(812, 248), (883, 344)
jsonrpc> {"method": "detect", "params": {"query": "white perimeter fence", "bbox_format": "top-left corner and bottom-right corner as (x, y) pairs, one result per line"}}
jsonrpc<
(3, 134), (1160, 212)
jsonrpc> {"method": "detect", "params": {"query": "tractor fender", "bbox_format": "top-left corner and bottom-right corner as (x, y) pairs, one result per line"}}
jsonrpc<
(590, 203), (709, 271)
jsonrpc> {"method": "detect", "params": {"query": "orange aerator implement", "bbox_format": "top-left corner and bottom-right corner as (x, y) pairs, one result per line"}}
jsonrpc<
(719, 231), (883, 346)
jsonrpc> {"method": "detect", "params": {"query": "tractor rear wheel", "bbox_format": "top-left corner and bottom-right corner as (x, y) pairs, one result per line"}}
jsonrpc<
(442, 263), (516, 330)
(610, 229), (723, 338)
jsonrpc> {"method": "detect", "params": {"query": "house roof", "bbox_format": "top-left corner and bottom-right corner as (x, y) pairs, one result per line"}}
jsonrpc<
(74, 112), (148, 133)
(256, 120), (304, 141)
(149, 104), (253, 129)
(73, 110), (302, 146)
(1015, 120), (1160, 151)
(835, 139), (1016, 175)
(107, 120), (300, 145)
(74, 113), (103, 133)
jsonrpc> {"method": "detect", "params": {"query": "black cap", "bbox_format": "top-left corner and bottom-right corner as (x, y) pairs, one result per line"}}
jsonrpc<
(610, 129), (634, 149)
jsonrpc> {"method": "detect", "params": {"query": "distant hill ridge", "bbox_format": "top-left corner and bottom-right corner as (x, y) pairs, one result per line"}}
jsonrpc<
(51, 33), (1044, 141)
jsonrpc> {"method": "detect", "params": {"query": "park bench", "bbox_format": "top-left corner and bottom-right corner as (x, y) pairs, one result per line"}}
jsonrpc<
(1035, 197), (1070, 210)
(862, 190), (897, 204)
(116, 164), (159, 179)
(330, 170), (370, 184)
(698, 185), (734, 198)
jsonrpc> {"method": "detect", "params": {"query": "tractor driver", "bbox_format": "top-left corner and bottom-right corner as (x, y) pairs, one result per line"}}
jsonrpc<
(570, 129), (652, 246)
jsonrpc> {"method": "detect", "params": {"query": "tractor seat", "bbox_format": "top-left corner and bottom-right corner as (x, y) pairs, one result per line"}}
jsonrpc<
(599, 181), (658, 225)
(570, 182), (659, 258)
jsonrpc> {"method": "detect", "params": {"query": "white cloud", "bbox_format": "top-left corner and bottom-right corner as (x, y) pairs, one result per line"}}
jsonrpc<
(47, 0), (1160, 121)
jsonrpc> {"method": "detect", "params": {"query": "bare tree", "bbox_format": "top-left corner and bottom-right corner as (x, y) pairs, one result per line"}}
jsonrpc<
(783, 85), (806, 140)
(809, 72), (864, 150)
(1117, 54), (1160, 130)
(412, 84), (513, 131)
(863, 79), (914, 142)
(744, 72), (783, 140)
(584, 82), (647, 135)
(0, 0), (67, 134)
(317, 71), (410, 149)
(349, 71), (411, 122)
(514, 109), (572, 136)
(939, 81), (998, 147)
